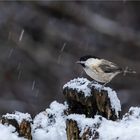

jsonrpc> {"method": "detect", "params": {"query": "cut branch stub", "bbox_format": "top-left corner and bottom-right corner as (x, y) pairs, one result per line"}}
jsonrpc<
(63, 78), (121, 120)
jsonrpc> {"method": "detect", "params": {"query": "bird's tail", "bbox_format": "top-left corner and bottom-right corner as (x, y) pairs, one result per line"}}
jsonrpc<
(123, 67), (136, 76)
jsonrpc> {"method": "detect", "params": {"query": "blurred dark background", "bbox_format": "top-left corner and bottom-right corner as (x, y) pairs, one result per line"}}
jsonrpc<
(0, 1), (139, 116)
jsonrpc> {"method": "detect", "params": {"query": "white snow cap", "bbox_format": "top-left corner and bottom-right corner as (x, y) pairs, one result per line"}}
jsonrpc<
(32, 101), (67, 140)
(67, 114), (102, 138)
(1, 102), (140, 140)
(3, 111), (32, 125)
(123, 107), (140, 121)
(63, 77), (121, 115)
(67, 107), (140, 140)
(63, 77), (91, 96)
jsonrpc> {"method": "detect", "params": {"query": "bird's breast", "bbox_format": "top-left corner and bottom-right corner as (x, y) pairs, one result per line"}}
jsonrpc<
(84, 67), (118, 83)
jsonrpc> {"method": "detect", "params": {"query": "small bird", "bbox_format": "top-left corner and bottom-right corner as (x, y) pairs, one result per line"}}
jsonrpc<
(76, 55), (136, 86)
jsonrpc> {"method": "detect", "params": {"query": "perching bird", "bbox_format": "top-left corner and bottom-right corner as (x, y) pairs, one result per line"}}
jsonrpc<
(76, 55), (136, 86)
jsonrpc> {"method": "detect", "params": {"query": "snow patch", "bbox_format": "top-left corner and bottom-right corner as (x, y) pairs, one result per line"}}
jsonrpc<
(67, 107), (140, 140)
(1, 102), (140, 140)
(0, 124), (26, 140)
(63, 78), (91, 96)
(123, 107), (140, 121)
(3, 111), (32, 125)
(99, 107), (140, 140)
(67, 114), (102, 137)
(32, 101), (67, 140)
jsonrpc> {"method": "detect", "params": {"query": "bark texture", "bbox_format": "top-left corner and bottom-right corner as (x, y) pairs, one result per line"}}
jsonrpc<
(63, 80), (121, 139)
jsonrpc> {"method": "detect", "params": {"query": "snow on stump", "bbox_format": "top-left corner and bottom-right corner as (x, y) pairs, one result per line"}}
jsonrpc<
(32, 101), (67, 140)
(63, 78), (121, 120)
(66, 108), (140, 140)
(63, 78), (121, 140)
(0, 111), (32, 140)
(66, 114), (102, 140)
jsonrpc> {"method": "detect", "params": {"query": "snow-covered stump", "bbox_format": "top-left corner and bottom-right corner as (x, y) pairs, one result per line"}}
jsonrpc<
(63, 78), (121, 120)
(63, 78), (121, 140)
(32, 101), (67, 140)
(0, 112), (32, 140)
(93, 87), (121, 120)
(66, 114), (102, 140)
(66, 116), (100, 140)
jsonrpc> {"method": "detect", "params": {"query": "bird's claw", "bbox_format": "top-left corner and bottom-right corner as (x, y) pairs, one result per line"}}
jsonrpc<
(87, 80), (98, 88)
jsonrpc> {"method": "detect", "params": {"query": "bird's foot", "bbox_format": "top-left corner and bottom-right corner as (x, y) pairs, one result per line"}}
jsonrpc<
(87, 80), (97, 88)
(98, 82), (108, 92)
(98, 85), (104, 92)
(88, 81), (108, 92)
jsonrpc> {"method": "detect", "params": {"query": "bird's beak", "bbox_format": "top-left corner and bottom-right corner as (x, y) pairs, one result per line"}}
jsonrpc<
(76, 61), (81, 64)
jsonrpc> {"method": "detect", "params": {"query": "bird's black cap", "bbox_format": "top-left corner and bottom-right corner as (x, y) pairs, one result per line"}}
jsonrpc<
(80, 55), (98, 61)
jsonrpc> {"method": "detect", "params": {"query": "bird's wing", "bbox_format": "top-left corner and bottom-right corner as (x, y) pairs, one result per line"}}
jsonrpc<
(99, 60), (123, 73)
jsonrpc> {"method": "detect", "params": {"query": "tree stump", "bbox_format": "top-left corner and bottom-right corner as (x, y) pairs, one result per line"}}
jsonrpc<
(66, 114), (102, 140)
(66, 119), (80, 140)
(0, 111), (32, 140)
(63, 78), (121, 140)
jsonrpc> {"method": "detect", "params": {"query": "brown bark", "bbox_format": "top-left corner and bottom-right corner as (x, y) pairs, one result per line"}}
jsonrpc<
(63, 80), (121, 139)
(66, 118), (100, 140)
(63, 85), (120, 120)
(0, 116), (32, 140)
